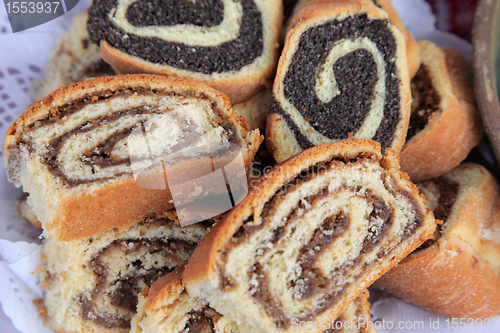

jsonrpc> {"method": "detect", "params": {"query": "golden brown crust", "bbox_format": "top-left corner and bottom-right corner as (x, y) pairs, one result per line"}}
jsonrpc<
(375, 163), (500, 319)
(288, 0), (387, 30)
(264, 112), (280, 159)
(284, 0), (421, 80)
(375, 234), (500, 318)
(146, 263), (187, 310)
(184, 141), (432, 285)
(441, 46), (475, 104)
(182, 210), (229, 288)
(184, 139), (435, 332)
(144, 266), (375, 333)
(352, 290), (375, 333)
(400, 100), (482, 182)
(265, 112), (303, 163)
(54, 180), (175, 240)
(405, 34), (421, 79)
(374, 0), (421, 78)
(4, 74), (262, 240)
(100, 42), (275, 105)
(400, 41), (484, 182)
(5, 74), (248, 144)
(34, 299), (48, 322)
(480, 192), (500, 268)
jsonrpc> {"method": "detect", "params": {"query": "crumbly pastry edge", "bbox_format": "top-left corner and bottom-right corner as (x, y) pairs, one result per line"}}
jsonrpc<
(183, 139), (436, 333)
(400, 41), (484, 182)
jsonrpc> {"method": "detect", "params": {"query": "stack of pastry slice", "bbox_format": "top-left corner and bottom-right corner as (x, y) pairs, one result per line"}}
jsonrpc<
(4, 74), (261, 333)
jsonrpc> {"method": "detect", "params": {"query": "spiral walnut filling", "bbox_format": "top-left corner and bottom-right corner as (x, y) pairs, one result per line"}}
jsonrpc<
(88, 0), (263, 74)
(41, 214), (210, 332)
(78, 237), (196, 328)
(183, 307), (220, 333)
(22, 88), (235, 187)
(272, 14), (401, 150)
(219, 156), (423, 328)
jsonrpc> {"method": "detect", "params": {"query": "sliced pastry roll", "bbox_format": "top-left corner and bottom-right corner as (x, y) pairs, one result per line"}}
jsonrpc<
(282, 0), (420, 78)
(87, 0), (282, 104)
(375, 163), (500, 319)
(4, 74), (261, 241)
(132, 264), (374, 333)
(400, 41), (483, 181)
(183, 139), (435, 333)
(35, 8), (270, 131)
(40, 213), (211, 333)
(33, 11), (114, 101)
(267, 0), (411, 163)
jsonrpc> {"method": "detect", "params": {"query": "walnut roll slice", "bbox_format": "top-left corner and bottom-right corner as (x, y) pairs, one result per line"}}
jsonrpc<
(40, 212), (211, 333)
(4, 74), (261, 241)
(375, 163), (500, 319)
(131, 264), (375, 333)
(183, 139), (435, 333)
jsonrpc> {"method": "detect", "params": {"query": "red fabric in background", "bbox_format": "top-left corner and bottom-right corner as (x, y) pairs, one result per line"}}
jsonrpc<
(425, 0), (478, 41)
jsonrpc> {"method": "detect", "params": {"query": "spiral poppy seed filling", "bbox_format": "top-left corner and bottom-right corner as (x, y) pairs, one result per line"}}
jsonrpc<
(126, 0), (224, 28)
(272, 14), (401, 151)
(218, 155), (424, 328)
(322, 295), (371, 333)
(407, 65), (441, 140)
(88, 0), (264, 74)
(19, 88), (237, 187)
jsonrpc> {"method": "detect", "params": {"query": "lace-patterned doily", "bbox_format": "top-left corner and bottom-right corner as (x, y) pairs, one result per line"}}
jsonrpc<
(0, 0), (90, 158)
(0, 65), (42, 149)
(0, 0), (92, 245)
